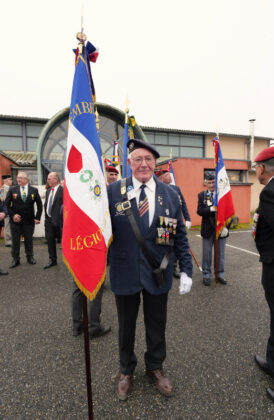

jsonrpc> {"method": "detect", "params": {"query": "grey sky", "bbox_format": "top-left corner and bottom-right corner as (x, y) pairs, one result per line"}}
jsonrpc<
(1, 0), (273, 137)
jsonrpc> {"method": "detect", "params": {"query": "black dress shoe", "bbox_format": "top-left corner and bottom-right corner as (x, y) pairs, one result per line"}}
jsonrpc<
(89, 325), (111, 339)
(203, 278), (211, 286)
(72, 325), (83, 336)
(10, 260), (20, 268)
(43, 260), (57, 269)
(0, 268), (8, 275)
(267, 387), (274, 402)
(218, 277), (227, 285)
(254, 355), (274, 376)
(27, 257), (36, 265)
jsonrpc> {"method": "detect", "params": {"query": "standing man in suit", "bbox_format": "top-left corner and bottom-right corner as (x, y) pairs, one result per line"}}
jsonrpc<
(155, 169), (191, 229)
(0, 175), (12, 247)
(253, 147), (274, 402)
(5, 171), (42, 268)
(44, 172), (63, 269)
(0, 200), (9, 275)
(155, 168), (191, 278)
(197, 172), (228, 286)
(108, 139), (192, 400)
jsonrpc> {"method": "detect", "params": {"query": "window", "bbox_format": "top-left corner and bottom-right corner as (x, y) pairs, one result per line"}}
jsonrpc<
(144, 130), (204, 158)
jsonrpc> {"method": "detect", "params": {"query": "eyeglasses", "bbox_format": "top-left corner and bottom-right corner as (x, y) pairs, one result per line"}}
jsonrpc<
(131, 156), (155, 164)
(252, 163), (264, 169)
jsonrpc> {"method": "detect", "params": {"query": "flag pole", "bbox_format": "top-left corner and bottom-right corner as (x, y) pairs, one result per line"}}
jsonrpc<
(83, 296), (94, 420)
(76, 27), (94, 419)
(214, 129), (219, 285)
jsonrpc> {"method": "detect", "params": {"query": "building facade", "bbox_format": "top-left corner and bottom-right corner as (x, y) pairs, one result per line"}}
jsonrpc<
(0, 108), (271, 226)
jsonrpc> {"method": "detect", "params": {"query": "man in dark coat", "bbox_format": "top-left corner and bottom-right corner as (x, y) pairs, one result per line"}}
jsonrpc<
(108, 139), (192, 400)
(253, 147), (274, 402)
(5, 171), (42, 268)
(197, 172), (228, 286)
(155, 168), (191, 278)
(0, 200), (8, 275)
(155, 169), (191, 228)
(43, 172), (63, 269)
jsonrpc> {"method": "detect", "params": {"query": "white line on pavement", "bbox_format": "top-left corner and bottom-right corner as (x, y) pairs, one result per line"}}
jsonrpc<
(195, 234), (259, 256)
(225, 244), (259, 256)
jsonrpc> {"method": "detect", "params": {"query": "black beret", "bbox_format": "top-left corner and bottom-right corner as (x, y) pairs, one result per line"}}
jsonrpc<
(205, 171), (215, 180)
(2, 175), (12, 180)
(127, 138), (160, 159)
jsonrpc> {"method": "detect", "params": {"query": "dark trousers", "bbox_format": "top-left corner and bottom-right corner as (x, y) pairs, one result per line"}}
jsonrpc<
(71, 282), (104, 334)
(10, 222), (34, 261)
(262, 261), (274, 372)
(115, 290), (168, 375)
(45, 217), (59, 261)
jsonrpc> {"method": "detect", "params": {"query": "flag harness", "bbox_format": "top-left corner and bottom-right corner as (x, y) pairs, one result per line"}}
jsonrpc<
(120, 177), (170, 288)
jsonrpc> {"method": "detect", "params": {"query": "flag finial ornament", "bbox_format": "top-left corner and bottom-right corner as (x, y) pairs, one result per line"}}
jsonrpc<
(76, 31), (87, 54)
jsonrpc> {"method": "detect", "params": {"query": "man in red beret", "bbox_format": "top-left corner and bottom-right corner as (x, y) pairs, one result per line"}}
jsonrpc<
(106, 165), (119, 185)
(253, 146), (274, 402)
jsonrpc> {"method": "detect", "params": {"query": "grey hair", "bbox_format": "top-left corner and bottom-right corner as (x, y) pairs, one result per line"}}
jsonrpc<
(261, 158), (274, 172)
(17, 171), (28, 180)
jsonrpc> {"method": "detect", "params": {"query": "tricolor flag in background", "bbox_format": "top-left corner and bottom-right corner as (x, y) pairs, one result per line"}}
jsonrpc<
(212, 136), (235, 238)
(62, 42), (112, 300)
(122, 118), (131, 178)
(111, 140), (121, 175)
(168, 160), (176, 185)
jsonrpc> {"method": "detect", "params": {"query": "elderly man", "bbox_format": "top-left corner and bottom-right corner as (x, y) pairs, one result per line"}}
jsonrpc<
(0, 175), (12, 247)
(197, 172), (228, 286)
(105, 165), (119, 185)
(0, 200), (8, 275)
(156, 168), (191, 278)
(155, 169), (191, 229)
(44, 172), (63, 269)
(253, 147), (274, 402)
(5, 171), (42, 268)
(107, 139), (192, 400)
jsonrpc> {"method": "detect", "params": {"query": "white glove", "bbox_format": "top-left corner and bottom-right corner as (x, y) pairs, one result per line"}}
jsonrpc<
(179, 272), (192, 295)
(185, 221), (191, 230)
(210, 206), (217, 212)
(220, 227), (228, 238)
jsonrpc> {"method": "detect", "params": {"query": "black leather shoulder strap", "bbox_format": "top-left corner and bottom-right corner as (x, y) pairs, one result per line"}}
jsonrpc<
(120, 178), (170, 271)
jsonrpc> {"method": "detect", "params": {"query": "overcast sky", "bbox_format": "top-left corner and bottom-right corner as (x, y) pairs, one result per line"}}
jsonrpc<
(1, 0), (273, 138)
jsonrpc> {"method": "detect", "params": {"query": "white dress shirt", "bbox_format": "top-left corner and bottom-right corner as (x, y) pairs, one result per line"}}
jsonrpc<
(20, 184), (29, 198)
(132, 176), (156, 226)
(46, 184), (60, 216)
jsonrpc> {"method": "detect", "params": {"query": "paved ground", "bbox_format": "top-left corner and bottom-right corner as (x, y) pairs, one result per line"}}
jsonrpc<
(1, 230), (274, 419)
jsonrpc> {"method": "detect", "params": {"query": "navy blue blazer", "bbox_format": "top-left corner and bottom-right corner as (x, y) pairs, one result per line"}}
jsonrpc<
(107, 176), (192, 295)
(255, 177), (274, 263)
(197, 190), (216, 238)
(169, 185), (190, 222)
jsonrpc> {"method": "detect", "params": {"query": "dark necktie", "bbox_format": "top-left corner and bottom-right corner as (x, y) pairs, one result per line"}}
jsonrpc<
(22, 186), (27, 202)
(47, 188), (54, 217)
(139, 184), (149, 230)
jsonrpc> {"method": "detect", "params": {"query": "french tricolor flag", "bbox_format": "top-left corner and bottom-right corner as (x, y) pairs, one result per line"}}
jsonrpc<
(212, 136), (235, 238)
(62, 43), (112, 300)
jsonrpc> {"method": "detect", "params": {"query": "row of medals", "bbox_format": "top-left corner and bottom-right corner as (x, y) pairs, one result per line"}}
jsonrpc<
(157, 216), (177, 245)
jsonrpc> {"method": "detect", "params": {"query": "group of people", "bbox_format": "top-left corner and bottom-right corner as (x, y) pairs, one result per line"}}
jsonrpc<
(0, 171), (63, 273)
(1, 140), (274, 403)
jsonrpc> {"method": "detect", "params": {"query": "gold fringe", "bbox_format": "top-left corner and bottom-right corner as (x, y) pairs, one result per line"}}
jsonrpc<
(216, 215), (235, 239)
(63, 234), (113, 302)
